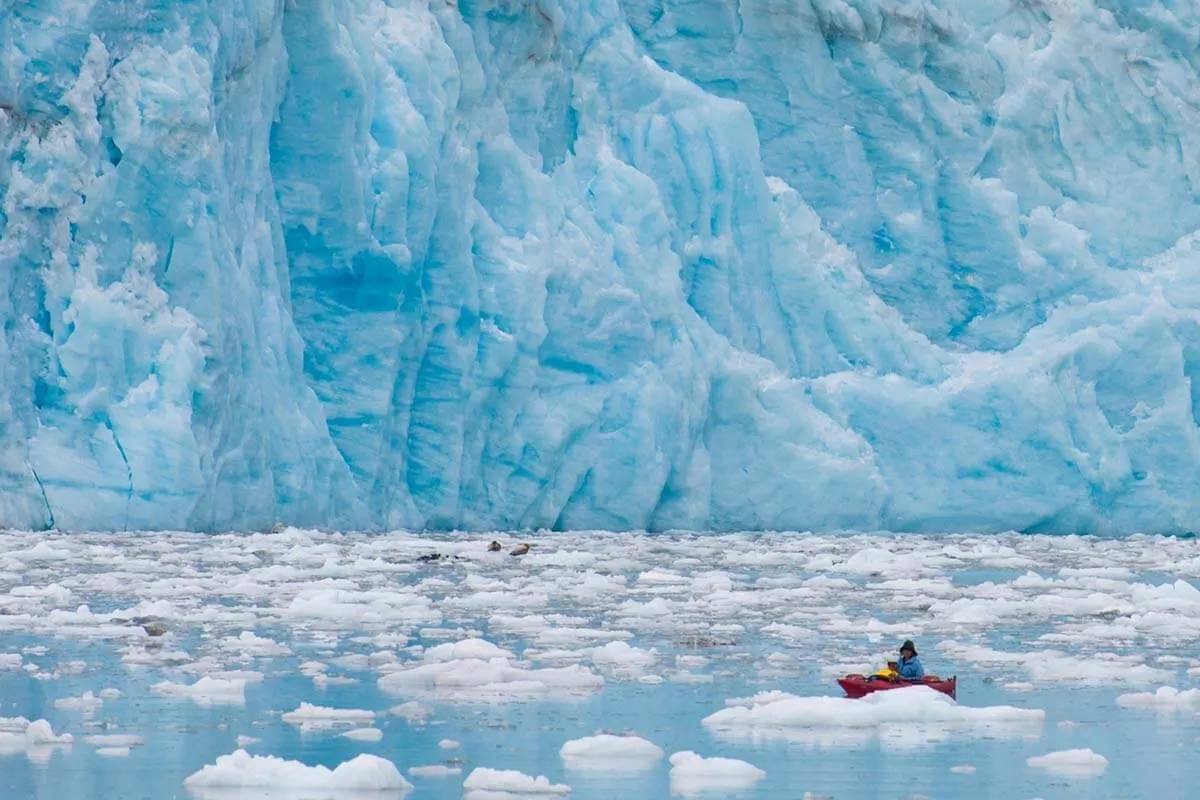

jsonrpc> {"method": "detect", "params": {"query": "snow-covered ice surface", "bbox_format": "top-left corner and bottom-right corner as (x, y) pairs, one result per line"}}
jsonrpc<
(6, 1), (1200, 536)
(2, 529), (1200, 799)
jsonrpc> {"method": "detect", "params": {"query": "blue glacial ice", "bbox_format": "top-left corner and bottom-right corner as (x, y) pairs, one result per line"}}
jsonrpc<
(2, 0), (1200, 534)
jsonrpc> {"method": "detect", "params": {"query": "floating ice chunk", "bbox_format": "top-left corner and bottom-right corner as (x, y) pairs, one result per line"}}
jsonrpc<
(462, 768), (570, 796)
(99, 688), (123, 699)
(667, 751), (765, 796)
(0, 718), (73, 763)
(408, 764), (461, 777)
(533, 628), (632, 648)
(379, 658), (603, 702)
(940, 643), (1172, 684)
(588, 641), (658, 675)
(282, 703), (376, 733)
(220, 631), (291, 657)
(10, 543), (72, 562)
(332, 654), (371, 671)
(1117, 686), (1200, 710)
(637, 569), (689, 585)
(84, 734), (144, 748)
(1026, 748), (1108, 777)
(560, 734), (663, 771)
(488, 615), (552, 638)
(236, 736), (260, 747)
(438, 739), (460, 750)
(9, 719), (73, 745)
(703, 686), (1044, 746)
(950, 765), (976, 774)
(1003, 682), (1036, 692)
(342, 728), (384, 742)
(121, 646), (192, 667)
(184, 750), (411, 796)
(422, 639), (513, 662)
(389, 702), (432, 724)
(833, 548), (940, 578)
(54, 691), (104, 711)
(152, 677), (247, 706)
(96, 746), (130, 757)
(314, 674), (360, 688)
(0, 654), (21, 670)
(283, 589), (441, 629)
(670, 671), (713, 684)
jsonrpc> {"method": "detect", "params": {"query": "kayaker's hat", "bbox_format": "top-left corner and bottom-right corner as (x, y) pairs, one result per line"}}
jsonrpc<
(900, 640), (917, 656)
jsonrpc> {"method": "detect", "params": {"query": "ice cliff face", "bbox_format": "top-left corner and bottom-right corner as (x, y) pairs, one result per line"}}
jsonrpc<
(2, 0), (1199, 535)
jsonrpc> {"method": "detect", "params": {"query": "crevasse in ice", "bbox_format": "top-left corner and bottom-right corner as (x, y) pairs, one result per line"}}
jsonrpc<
(2, 0), (1199, 534)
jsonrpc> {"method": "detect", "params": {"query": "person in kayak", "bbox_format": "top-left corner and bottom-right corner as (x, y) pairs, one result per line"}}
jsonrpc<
(895, 640), (924, 680)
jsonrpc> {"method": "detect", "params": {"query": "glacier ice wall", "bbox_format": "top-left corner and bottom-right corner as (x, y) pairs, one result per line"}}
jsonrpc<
(2, 0), (1200, 534)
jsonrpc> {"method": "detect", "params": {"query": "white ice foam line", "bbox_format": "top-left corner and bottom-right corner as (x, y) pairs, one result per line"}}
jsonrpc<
(1, 529), (1199, 702)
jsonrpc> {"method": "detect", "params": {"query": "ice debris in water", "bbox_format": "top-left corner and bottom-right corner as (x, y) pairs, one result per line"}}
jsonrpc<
(1117, 687), (1200, 710)
(408, 765), (461, 778)
(704, 685), (1045, 745)
(0, 718), (74, 763)
(281, 703), (376, 732)
(151, 677), (249, 706)
(462, 767), (571, 796)
(183, 749), (411, 795)
(96, 747), (130, 758)
(83, 734), (144, 748)
(1026, 748), (1109, 777)
(559, 734), (664, 770)
(668, 751), (766, 796)
(378, 637), (604, 702)
(54, 691), (104, 711)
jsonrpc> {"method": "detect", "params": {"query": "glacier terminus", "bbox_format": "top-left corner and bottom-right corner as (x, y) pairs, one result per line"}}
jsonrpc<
(3, 0), (1200, 535)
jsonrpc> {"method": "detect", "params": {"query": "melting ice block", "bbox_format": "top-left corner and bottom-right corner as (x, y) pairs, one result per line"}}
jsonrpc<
(560, 734), (664, 771)
(184, 749), (412, 796)
(281, 703), (376, 732)
(462, 767), (570, 796)
(703, 686), (1044, 747)
(1026, 748), (1108, 777)
(668, 751), (765, 796)
(151, 677), (248, 706)
(1117, 686), (1200, 710)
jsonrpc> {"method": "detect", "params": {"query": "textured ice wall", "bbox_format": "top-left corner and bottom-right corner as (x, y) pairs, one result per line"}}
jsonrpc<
(1, 0), (1199, 534)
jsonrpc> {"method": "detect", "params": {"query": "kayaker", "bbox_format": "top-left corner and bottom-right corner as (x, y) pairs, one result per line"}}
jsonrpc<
(896, 640), (924, 680)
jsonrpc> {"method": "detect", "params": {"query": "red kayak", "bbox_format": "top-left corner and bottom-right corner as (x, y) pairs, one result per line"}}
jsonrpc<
(837, 674), (957, 700)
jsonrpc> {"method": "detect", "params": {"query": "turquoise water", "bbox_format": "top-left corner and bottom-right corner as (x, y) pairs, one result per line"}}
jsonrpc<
(2, 530), (1199, 799)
